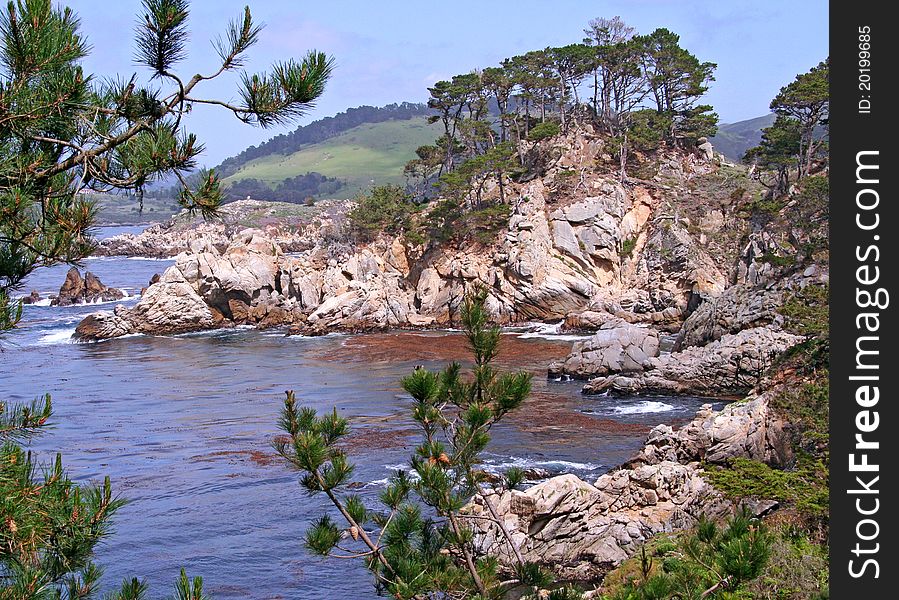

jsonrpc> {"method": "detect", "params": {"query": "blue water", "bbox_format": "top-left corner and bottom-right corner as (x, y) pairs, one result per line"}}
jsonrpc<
(0, 227), (719, 599)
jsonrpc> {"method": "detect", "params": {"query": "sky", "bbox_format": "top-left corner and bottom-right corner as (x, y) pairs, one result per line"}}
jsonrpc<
(64, 0), (829, 167)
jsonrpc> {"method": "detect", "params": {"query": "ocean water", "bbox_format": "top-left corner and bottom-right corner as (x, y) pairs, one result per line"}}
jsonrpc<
(0, 227), (720, 599)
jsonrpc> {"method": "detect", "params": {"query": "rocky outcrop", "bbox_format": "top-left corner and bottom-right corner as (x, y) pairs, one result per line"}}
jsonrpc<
(66, 180), (638, 336)
(633, 396), (792, 468)
(52, 268), (124, 306)
(675, 283), (785, 350)
(95, 199), (336, 258)
(78, 167), (736, 340)
(676, 263), (829, 351)
(75, 127), (797, 341)
(548, 321), (659, 379)
(583, 327), (802, 397)
(467, 395), (787, 580)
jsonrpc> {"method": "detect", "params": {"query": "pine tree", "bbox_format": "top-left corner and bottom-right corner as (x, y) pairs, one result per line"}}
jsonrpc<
(743, 116), (802, 197)
(603, 510), (771, 600)
(633, 28), (718, 146)
(1, 1), (332, 595)
(277, 288), (546, 599)
(770, 60), (829, 179)
(744, 59), (829, 196)
(0, 0), (333, 333)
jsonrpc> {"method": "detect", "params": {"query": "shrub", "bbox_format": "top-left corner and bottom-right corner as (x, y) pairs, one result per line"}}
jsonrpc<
(746, 524), (829, 599)
(621, 236), (638, 257)
(602, 511), (772, 599)
(528, 121), (560, 142)
(705, 457), (828, 519)
(778, 284), (829, 372)
(347, 184), (417, 241)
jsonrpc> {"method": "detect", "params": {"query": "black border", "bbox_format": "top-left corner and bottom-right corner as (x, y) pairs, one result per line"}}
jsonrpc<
(830, 2), (895, 596)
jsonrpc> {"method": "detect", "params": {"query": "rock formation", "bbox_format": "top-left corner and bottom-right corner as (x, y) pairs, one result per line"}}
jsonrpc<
(547, 321), (660, 379)
(76, 170), (730, 340)
(21, 290), (43, 305)
(52, 268), (124, 306)
(465, 395), (788, 580)
(582, 327), (802, 397)
(95, 199), (338, 258)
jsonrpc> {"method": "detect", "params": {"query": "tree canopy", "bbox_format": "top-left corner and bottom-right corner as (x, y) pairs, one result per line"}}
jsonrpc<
(744, 60), (829, 195)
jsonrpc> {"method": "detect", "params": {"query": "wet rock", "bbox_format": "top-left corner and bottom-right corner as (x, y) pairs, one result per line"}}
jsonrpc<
(73, 311), (132, 341)
(52, 267), (124, 306)
(21, 290), (42, 305)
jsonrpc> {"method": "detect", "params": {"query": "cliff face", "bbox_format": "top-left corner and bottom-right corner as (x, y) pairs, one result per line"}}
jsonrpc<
(77, 130), (761, 341)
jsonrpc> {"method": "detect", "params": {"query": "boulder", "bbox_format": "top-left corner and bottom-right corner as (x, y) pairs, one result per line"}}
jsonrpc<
(21, 290), (43, 305)
(73, 310), (132, 341)
(548, 321), (660, 379)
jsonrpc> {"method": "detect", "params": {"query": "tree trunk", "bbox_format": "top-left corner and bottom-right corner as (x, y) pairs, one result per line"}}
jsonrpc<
(448, 514), (488, 596)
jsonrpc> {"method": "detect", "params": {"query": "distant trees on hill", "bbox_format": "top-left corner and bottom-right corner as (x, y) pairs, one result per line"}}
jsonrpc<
(385, 16), (718, 248)
(225, 172), (343, 202)
(215, 102), (433, 178)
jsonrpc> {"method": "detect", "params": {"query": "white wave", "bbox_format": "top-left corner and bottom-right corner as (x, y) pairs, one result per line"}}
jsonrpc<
(37, 328), (76, 345)
(482, 456), (603, 473)
(609, 401), (675, 415)
(385, 463), (412, 472)
(512, 321), (591, 341)
(549, 374), (573, 382)
(26, 298), (53, 307)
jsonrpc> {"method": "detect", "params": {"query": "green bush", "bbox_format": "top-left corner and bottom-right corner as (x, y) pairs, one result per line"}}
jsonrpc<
(778, 284), (829, 372)
(464, 204), (511, 245)
(347, 184), (417, 241)
(602, 511), (772, 600)
(423, 200), (510, 246)
(528, 121), (560, 142)
(760, 252), (796, 268)
(746, 524), (829, 600)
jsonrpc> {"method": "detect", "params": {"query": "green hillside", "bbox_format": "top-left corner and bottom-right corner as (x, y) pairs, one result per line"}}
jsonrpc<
(710, 114), (776, 161)
(222, 117), (443, 199)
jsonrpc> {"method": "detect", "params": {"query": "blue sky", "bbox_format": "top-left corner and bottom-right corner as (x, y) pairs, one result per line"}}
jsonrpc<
(64, 0), (828, 167)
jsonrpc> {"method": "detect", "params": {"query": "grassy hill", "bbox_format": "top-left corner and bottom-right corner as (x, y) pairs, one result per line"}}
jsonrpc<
(222, 117), (443, 199)
(710, 114), (776, 162)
